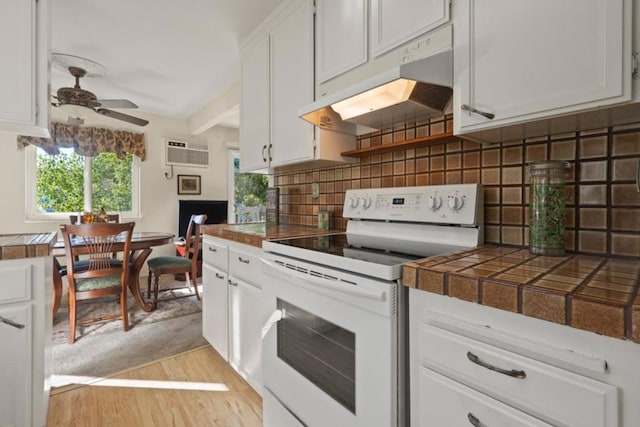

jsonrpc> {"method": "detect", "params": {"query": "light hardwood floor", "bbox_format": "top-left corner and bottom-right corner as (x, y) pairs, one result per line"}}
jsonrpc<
(47, 345), (262, 426)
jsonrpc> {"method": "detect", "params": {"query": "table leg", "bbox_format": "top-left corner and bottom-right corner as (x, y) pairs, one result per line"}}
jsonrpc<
(52, 258), (63, 320)
(129, 248), (154, 312)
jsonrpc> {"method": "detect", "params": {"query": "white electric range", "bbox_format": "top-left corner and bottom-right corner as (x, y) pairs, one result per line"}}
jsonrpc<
(261, 184), (484, 427)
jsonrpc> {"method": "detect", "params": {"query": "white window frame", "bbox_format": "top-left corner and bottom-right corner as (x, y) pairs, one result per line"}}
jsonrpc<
(227, 149), (239, 223)
(24, 145), (141, 222)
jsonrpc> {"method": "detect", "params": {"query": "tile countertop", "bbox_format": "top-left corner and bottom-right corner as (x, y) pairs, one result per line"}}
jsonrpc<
(403, 245), (640, 344)
(0, 232), (58, 260)
(202, 223), (343, 248)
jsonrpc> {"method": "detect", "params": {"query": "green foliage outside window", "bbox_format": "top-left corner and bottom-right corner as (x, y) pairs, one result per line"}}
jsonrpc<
(36, 150), (84, 212)
(233, 157), (268, 207)
(91, 153), (133, 212)
(35, 148), (133, 213)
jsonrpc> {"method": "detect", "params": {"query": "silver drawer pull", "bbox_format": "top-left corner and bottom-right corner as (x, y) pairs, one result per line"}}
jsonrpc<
(208, 247), (217, 252)
(238, 257), (250, 264)
(467, 413), (480, 427)
(461, 104), (495, 120)
(467, 351), (526, 379)
(0, 316), (25, 329)
(228, 280), (238, 287)
(215, 273), (224, 279)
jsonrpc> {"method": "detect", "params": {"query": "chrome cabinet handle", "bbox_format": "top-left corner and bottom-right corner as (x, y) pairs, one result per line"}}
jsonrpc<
(215, 273), (224, 279)
(467, 351), (526, 379)
(467, 413), (480, 427)
(268, 144), (273, 162)
(208, 247), (217, 252)
(461, 104), (495, 120)
(0, 316), (25, 329)
(238, 257), (250, 264)
(262, 145), (267, 162)
(228, 280), (238, 287)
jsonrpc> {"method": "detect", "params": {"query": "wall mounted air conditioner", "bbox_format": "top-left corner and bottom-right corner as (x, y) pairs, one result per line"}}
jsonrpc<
(164, 139), (209, 168)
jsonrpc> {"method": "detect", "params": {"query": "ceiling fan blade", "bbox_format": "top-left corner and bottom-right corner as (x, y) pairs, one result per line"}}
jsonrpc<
(97, 99), (139, 109)
(96, 108), (149, 127)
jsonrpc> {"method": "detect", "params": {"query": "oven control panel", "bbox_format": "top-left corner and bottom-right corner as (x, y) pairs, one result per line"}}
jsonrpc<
(343, 184), (483, 225)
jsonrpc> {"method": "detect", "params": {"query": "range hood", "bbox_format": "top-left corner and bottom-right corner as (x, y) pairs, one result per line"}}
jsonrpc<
(299, 48), (453, 136)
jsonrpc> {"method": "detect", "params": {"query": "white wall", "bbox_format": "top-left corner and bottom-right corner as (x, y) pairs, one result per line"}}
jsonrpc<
(0, 108), (238, 259)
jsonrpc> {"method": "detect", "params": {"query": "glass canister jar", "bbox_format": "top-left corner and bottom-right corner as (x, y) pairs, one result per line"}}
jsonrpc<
(528, 160), (569, 256)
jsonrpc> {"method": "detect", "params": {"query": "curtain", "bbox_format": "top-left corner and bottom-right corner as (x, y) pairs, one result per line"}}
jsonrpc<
(17, 122), (146, 160)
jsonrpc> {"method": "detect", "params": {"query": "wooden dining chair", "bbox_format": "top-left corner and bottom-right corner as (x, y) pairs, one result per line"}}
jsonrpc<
(146, 214), (207, 307)
(60, 222), (135, 344)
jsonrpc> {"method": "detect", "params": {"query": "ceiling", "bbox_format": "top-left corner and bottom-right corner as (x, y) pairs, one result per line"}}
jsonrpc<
(51, 0), (285, 126)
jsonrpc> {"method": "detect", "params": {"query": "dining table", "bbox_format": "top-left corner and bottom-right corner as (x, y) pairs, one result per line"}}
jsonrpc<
(51, 231), (175, 318)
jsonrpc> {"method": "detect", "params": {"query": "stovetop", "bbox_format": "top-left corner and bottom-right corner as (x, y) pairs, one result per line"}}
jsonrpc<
(262, 184), (484, 281)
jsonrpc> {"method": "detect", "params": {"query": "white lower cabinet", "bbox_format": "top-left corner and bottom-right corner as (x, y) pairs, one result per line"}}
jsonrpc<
(202, 235), (263, 395)
(228, 275), (263, 392)
(0, 304), (32, 427)
(202, 262), (228, 361)
(409, 289), (637, 427)
(0, 257), (52, 427)
(418, 367), (552, 426)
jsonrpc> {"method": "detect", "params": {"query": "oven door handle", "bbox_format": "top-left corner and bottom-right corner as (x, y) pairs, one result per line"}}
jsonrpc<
(262, 258), (386, 302)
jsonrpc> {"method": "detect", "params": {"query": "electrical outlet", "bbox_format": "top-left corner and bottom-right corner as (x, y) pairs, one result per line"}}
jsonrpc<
(312, 182), (320, 199)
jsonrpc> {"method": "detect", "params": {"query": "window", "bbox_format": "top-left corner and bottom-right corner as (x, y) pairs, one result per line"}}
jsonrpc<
(227, 150), (268, 223)
(26, 146), (140, 220)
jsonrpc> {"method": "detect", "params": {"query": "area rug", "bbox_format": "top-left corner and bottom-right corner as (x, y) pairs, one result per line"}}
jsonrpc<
(50, 276), (208, 385)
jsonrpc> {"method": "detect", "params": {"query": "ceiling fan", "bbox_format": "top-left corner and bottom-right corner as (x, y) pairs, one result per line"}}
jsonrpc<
(51, 54), (149, 127)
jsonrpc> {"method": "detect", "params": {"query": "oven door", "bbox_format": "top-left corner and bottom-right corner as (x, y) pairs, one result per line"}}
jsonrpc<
(261, 252), (398, 427)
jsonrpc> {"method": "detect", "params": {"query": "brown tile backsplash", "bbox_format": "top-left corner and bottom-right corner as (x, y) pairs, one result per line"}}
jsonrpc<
(273, 118), (640, 258)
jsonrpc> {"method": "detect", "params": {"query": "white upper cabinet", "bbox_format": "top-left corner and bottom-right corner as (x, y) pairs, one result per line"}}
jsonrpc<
(269, 0), (315, 168)
(240, 0), (355, 172)
(453, 0), (633, 139)
(240, 36), (270, 172)
(370, 0), (450, 57)
(316, 0), (367, 83)
(0, 0), (50, 138)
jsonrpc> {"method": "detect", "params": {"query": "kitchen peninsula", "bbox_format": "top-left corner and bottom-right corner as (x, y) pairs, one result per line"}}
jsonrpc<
(0, 232), (56, 427)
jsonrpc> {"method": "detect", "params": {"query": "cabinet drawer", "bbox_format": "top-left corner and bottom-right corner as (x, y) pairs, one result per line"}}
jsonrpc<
(229, 247), (262, 286)
(202, 238), (228, 271)
(418, 324), (618, 427)
(416, 367), (552, 427)
(0, 265), (31, 304)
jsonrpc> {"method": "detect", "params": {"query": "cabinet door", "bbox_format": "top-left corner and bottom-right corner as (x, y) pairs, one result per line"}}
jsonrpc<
(454, 0), (629, 133)
(269, 0), (315, 167)
(202, 262), (228, 361)
(0, 305), (31, 427)
(316, 0), (367, 83)
(0, 0), (49, 137)
(228, 275), (262, 393)
(416, 367), (553, 427)
(240, 36), (270, 172)
(370, 0), (449, 57)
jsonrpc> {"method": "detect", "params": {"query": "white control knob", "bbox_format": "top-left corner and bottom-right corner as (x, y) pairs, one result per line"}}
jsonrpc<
(349, 197), (359, 208)
(428, 195), (442, 211)
(362, 197), (372, 209)
(448, 195), (464, 211)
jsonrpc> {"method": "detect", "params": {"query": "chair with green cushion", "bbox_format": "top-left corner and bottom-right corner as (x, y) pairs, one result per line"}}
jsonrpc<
(60, 221), (135, 344)
(146, 214), (207, 307)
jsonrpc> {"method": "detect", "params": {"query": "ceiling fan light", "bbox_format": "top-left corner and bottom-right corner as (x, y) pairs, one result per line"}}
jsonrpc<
(57, 103), (90, 121)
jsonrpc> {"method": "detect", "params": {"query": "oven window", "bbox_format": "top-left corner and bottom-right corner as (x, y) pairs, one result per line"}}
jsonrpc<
(277, 299), (356, 413)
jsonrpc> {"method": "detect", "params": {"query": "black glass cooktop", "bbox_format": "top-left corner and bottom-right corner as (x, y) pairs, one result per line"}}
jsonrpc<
(270, 233), (465, 267)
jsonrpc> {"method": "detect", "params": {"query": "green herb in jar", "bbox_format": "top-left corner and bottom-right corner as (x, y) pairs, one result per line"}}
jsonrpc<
(529, 183), (565, 255)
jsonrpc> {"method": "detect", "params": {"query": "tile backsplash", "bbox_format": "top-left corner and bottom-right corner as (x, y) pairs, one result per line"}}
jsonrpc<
(273, 116), (640, 258)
